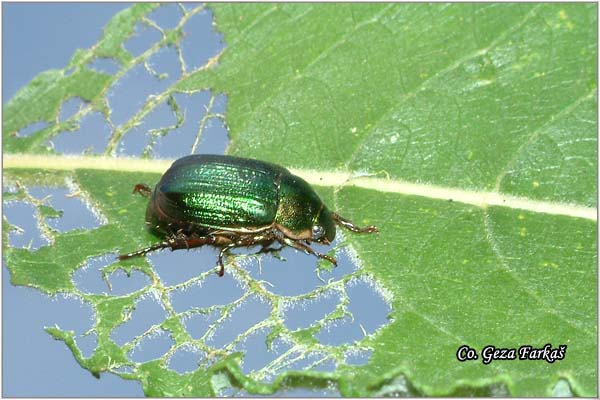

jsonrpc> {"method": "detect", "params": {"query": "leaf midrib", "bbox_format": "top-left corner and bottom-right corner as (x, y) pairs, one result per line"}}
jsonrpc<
(4, 154), (596, 221)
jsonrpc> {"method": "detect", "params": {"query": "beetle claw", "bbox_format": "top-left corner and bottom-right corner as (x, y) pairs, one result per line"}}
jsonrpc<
(216, 244), (235, 277)
(216, 256), (225, 276)
(323, 254), (337, 266)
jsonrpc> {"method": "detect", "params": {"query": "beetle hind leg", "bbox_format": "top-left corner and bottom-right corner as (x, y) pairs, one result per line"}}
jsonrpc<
(118, 241), (171, 260)
(331, 212), (378, 233)
(118, 234), (216, 261)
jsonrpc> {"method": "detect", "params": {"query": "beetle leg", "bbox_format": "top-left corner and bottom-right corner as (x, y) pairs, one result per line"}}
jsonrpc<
(118, 235), (215, 260)
(331, 212), (378, 233)
(174, 230), (190, 251)
(118, 241), (172, 260)
(214, 235), (277, 276)
(283, 238), (337, 266)
(175, 235), (216, 250)
(132, 184), (152, 197)
(257, 242), (284, 254)
(246, 239), (285, 260)
(217, 243), (237, 277)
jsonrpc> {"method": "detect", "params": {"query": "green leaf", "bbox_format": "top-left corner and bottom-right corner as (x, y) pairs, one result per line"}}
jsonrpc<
(3, 3), (597, 397)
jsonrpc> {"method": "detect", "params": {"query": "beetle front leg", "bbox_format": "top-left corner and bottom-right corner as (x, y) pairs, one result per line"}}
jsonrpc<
(331, 212), (378, 233)
(283, 238), (337, 266)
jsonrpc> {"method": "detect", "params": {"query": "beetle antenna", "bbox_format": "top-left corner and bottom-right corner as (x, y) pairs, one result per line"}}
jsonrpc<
(331, 212), (378, 233)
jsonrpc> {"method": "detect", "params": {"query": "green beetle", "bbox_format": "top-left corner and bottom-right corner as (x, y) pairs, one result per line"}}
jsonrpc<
(119, 155), (378, 276)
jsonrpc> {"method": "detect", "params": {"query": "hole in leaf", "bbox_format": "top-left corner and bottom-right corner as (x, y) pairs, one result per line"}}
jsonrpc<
(123, 22), (162, 58)
(315, 276), (392, 346)
(146, 45), (181, 84)
(116, 89), (228, 158)
(75, 331), (98, 358)
(150, 245), (216, 286)
(241, 250), (325, 297)
(148, 4), (182, 29)
(17, 121), (50, 138)
(87, 57), (121, 75)
(323, 245), (361, 280)
(282, 350), (336, 373)
(373, 375), (414, 397)
(3, 200), (50, 250)
(169, 271), (245, 313)
(282, 290), (341, 331)
(210, 93), (227, 115)
(3, 185), (18, 194)
(27, 186), (104, 232)
(117, 127), (147, 156)
(111, 293), (168, 346)
(107, 63), (173, 127)
(59, 97), (86, 121)
(183, 309), (221, 340)
(180, 8), (224, 71)
(128, 328), (174, 363)
(150, 90), (211, 158)
(487, 383), (511, 397)
(344, 347), (372, 366)
(51, 112), (112, 154)
(167, 344), (206, 374)
(191, 117), (229, 155)
(106, 269), (152, 296)
(150, 90), (227, 158)
(236, 328), (292, 376)
(73, 254), (150, 296)
(345, 276), (392, 334)
(118, 95), (178, 156)
(50, 293), (96, 336)
(552, 378), (573, 397)
(315, 316), (360, 346)
(242, 242), (356, 297)
(178, 3), (197, 12)
(73, 254), (115, 294)
(111, 365), (135, 375)
(205, 295), (271, 349)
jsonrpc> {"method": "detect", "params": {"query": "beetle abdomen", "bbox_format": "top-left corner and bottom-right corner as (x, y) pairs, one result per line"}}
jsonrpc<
(153, 155), (284, 231)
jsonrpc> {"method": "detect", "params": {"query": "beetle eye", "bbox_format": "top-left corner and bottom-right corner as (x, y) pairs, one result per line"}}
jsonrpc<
(312, 225), (325, 240)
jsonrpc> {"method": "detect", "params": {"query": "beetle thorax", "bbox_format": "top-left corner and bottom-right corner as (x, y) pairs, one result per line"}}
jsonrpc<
(274, 174), (322, 239)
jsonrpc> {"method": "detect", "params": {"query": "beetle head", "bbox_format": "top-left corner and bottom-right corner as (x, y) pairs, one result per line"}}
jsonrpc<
(276, 174), (337, 243)
(312, 207), (336, 244)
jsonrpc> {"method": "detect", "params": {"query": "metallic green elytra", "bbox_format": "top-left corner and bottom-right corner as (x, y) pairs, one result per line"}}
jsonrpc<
(119, 155), (378, 276)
